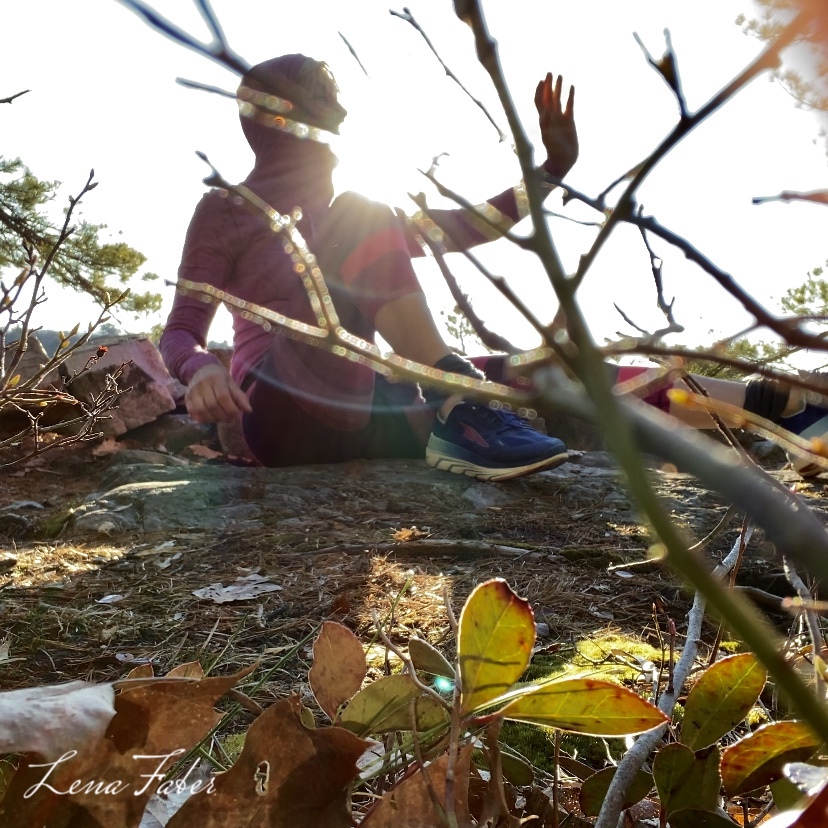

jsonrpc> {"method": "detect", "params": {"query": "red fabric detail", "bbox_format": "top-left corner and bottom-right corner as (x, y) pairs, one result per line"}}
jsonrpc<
(461, 423), (489, 448)
(615, 366), (672, 413)
(340, 226), (409, 285)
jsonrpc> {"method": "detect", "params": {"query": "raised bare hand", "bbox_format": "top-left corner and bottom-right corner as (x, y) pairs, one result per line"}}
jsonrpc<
(535, 72), (578, 178)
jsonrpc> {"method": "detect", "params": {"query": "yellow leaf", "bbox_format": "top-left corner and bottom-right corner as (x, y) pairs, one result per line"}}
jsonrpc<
(457, 579), (535, 714)
(499, 677), (668, 736)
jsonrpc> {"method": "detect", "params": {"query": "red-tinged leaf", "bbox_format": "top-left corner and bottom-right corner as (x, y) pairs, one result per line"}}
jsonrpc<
(0, 667), (252, 827)
(653, 743), (722, 818)
(457, 579), (535, 714)
(309, 621), (366, 720)
(579, 767), (653, 817)
(0, 681), (115, 761)
(681, 653), (767, 751)
(338, 673), (449, 736)
(498, 678), (668, 735)
(721, 721), (820, 796)
(167, 695), (369, 828)
(667, 808), (740, 827)
(361, 745), (472, 827)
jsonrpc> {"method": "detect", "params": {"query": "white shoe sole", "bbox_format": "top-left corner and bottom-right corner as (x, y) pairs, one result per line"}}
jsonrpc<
(425, 449), (569, 481)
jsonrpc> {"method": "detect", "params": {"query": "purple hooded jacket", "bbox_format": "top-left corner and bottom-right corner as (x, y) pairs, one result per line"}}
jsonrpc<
(160, 54), (531, 431)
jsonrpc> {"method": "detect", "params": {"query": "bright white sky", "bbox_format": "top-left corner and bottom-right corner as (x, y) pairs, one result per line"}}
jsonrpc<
(2, 0), (827, 360)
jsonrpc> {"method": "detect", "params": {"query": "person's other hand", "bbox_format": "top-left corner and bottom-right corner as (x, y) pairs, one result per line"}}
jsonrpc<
(535, 73), (578, 179)
(185, 362), (252, 423)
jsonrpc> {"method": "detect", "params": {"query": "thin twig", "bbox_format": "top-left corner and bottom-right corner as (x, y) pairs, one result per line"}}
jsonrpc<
(338, 32), (369, 77)
(782, 553), (827, 701)
(411, 215), (519, 354)
(594, 526), (754, 828)
(629, 211), (828, 352)
(406, 195), (552, 345)
(637, 213), (682, 333)
(390, 7), (506, 141)
(753, 189), (828, 206)
(370, 609), (452, 711)
(0, 90), (29, 105)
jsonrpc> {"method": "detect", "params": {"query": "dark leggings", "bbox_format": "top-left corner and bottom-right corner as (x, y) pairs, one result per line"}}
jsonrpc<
(242, 369), (433, 467)
(241, 356), (673, 468)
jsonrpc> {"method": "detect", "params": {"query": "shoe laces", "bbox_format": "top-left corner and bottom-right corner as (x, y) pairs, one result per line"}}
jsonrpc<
(466, 404), (531, 433)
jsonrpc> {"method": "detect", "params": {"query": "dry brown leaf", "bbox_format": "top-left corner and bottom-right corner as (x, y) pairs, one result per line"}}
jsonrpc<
(192, 573), (282, 603)
(126, 663), (155, 680)
(361, 745), (473, 827)
(184, 444), (225, 460)
(166, 662), (205, 679)
(392, 526), (430, 542)
(167, 695), (370, 828)
(0, 666), (253, 827)
(309, 621), (367, 720)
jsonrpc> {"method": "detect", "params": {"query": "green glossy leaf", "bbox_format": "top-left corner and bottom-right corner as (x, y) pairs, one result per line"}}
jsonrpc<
(579, 767), (653, 817)
(558, 756), (595, 781)
(457, 579), (535, 714)
(667, 808), (738, 827)
(338, 674), (448, 736)
(770, 777), (808, 813)
(499, 678), (668, 735)
(653, 743), (722, 817)
(681, 654), (767, 751)
(473, 746), (535, 787)
(500, 749), (535, 787)
(721, 721), (820, 796)
(408, 637), (455, 679)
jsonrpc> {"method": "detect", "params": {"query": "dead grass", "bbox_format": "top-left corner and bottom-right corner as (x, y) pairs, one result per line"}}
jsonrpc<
(0, 446), (694, 716)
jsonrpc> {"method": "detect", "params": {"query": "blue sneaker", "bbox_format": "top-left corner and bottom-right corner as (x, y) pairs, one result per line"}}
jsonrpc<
(425, 402), (568, 481)
(781, 404), (828, 477)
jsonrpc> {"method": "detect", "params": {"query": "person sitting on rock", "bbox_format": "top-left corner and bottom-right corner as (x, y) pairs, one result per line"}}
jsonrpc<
(160, 54), (828, 480)
(160, 53), (578, 481)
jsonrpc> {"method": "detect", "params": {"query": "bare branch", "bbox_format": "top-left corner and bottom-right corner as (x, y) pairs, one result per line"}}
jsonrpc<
(390, 6), (506, 141)
(634, 28), (689, 119)
(595, 526), (755, 828)
(574, 10), (812, 290)
(338, 32), (369, 77)
(175, 77), (236, 99)
(637, 213), (683, 333)
(0, 90), (29, 105)
(415, 234), (519, 354)
(753, 188), (828, 206)
(115, 0), (250, 75)
(783, 554), (827, 701)
(628, 210), (828, 351)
